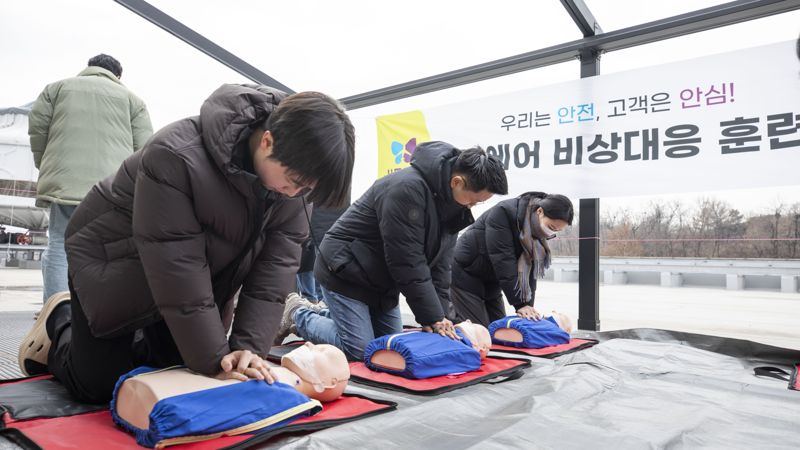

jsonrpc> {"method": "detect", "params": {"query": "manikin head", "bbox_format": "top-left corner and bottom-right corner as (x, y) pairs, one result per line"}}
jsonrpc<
(550, 311), (573, 334)
(281, 342), (349, 402)
(455, 320), (491, 359)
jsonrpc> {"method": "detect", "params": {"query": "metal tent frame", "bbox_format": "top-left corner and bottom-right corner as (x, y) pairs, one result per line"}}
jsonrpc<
(113, 0), (800, 331)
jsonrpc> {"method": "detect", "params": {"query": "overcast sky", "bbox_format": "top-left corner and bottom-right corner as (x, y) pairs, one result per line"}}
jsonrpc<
(2, 0), (799, 215)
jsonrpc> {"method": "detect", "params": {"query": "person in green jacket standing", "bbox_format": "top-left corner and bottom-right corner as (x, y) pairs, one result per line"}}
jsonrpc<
(28, 54), (152, 304)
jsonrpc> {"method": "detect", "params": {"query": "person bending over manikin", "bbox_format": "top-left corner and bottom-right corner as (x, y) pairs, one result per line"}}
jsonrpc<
(489, 311), (572, 349)
(115, 343), (349, 430)
(364, 322), (490, 379)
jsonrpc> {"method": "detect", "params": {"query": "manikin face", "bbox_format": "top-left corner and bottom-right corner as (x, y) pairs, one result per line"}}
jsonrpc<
(281, 342), (349, 402)
(250, 130), (315, 198)
(456, 320), (492, 359)
(550, 311), (573, 334)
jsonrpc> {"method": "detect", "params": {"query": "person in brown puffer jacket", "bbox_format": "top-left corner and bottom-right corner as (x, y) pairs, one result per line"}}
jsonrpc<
(17, 83), (355, 403)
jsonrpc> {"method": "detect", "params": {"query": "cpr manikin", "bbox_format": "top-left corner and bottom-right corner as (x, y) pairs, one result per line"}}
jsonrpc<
(455, 320), (491, 358)
(115, 342), (349, 430)
(367, 321), (490, 374)
(490, 311), (572, 348)
(278, 341), (350, 402)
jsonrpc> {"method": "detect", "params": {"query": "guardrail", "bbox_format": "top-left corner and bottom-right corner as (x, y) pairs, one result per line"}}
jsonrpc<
(548, 257), (799, 293)
(1, 244), (46, 269)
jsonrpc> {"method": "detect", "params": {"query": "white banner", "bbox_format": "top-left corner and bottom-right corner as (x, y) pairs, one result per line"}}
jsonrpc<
(375, 40), (800, 199)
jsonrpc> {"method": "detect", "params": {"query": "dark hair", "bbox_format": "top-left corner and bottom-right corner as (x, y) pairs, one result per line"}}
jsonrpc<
(88, 54), (122, 78)
(265, 91), (355, 208)
(524, 191), (574, 225)
(452, 146), (508, 195)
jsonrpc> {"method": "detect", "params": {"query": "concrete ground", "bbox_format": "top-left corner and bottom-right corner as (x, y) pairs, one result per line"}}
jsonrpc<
(399, 279), (800, 350)
(2, 267), (799, 380)
(0, 267), (43, 312)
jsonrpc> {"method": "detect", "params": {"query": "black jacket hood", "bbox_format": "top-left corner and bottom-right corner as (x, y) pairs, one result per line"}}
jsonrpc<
(410, 141), (474, 231)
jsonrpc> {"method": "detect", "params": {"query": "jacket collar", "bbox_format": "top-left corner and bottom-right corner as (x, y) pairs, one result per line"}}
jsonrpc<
(78, 66), (121, 84)
(199, 84), (288, 199)
(410, 141), (475, 233)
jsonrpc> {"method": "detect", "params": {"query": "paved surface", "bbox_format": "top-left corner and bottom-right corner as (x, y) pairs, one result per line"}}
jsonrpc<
(2, 267), (799, 380)
(0, 267), (43, 379)
(0, 311), (31, 379)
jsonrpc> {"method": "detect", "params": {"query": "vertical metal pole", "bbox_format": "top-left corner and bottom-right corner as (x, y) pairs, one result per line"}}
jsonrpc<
(578, 48), (601, 331)
(578, 198), (600, 330)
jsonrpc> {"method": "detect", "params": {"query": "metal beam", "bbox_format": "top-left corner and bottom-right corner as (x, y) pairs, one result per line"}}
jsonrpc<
(560, 0), (603, 36)
(579, 48), (601, 78)
(342, 0), (799, 109)
(114, 0), (294, 93)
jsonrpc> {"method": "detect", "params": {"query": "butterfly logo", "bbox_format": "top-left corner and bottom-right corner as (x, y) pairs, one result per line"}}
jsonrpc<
(391, 138), (417, 164)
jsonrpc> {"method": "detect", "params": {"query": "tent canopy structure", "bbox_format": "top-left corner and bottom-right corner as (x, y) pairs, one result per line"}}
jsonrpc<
(1, 0), (798, 318)
(109, 0), (800, 331)
(1, 0), (798, 320)
(114, 0), (800, 108)
(0, 2), (798, 448)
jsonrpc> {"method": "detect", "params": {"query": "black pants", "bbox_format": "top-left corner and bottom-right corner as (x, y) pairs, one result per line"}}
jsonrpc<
(450, 284), (506, 328)
(48, 279), (183, 404)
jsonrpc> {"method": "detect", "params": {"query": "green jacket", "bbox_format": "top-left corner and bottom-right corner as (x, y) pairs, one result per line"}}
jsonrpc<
(28, 66), (152, 207)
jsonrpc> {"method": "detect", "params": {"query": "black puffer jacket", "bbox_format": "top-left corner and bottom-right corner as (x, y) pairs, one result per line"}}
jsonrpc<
(314, 141), (474, 325)
(65, 84), (309, 376)
(298, 206), (347, 273)
(451, 194), (539, 310)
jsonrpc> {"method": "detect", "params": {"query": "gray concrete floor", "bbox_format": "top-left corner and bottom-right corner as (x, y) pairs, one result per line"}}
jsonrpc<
(2, 267), (799, 380)
(400, 280), (800, 350)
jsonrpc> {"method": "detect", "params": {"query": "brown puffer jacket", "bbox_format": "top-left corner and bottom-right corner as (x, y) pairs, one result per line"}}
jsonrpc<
(65, 84), (309, 376)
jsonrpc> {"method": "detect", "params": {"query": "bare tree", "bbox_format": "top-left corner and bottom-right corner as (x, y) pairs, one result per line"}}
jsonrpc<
(550, 196), (797, 260)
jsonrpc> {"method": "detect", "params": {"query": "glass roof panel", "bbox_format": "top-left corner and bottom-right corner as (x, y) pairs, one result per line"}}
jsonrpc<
(584, 0), (733, 32)
(146, 0), (583, 98)
(600, 10), (800, 75)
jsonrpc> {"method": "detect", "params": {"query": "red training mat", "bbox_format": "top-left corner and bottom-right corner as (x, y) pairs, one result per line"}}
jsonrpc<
(349, 355), (530, 395)
(490, 338), (598, 358)
(5, 393), (396, 450)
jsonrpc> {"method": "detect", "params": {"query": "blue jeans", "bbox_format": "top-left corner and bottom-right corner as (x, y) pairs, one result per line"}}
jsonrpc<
(42, 204), (76, 303)
(295, 271), (321, 301)
(294, 286), (402, 361)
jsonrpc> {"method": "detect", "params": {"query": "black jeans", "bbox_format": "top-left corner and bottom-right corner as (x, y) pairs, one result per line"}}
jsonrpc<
(48, 279), (183, 404)
(450, 284), (506, 328)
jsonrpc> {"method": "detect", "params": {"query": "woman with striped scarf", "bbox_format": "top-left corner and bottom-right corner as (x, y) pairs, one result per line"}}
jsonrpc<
(449, 192), (574, 327)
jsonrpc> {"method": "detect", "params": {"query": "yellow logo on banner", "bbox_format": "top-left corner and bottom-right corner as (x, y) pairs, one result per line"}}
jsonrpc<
(375, 110), (431, 178)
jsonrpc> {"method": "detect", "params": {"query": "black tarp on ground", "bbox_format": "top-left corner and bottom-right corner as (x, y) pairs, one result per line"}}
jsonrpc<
(262, 328), (799, 449)
(2, 329), (797, 448)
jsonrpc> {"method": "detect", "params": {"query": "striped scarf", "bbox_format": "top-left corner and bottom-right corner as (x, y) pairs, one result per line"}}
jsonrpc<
(515, 198), (552, 303)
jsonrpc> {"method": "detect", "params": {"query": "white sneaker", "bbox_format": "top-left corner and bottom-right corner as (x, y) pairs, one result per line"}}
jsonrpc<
(19, 292), (71, 376)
